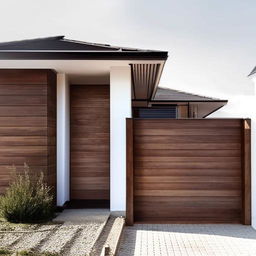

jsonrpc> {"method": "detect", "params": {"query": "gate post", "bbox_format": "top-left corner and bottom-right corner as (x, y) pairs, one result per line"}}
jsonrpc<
(242, 118), (251, 225)
(126, 118), (134, 225)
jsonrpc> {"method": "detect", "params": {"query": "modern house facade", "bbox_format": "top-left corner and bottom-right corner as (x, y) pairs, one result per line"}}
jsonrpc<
(0, 36), (252, 225)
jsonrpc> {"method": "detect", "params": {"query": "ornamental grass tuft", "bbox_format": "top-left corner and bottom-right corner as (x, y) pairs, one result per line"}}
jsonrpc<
(0, 164), (54, 223)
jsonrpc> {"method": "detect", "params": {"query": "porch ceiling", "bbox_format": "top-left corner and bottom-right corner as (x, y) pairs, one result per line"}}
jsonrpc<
(131, 64), (161, 100)
(0, 59), (165, 98)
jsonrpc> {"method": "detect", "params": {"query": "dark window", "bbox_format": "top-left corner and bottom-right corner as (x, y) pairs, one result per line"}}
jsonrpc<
(133, 106), (177, 118)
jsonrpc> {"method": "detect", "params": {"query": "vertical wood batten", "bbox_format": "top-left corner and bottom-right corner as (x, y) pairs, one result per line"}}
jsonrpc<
(242, 118), (251, 225)
(126, 118), (134, 226)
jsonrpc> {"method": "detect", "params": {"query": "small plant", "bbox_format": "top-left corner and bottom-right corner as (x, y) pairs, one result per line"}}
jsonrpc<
(0, 248), (11, 255)
(42, 252), (59, 256)
(16, 250), (59, 256)
(17, 250), (33, 256)
(0, 164), (54, 223)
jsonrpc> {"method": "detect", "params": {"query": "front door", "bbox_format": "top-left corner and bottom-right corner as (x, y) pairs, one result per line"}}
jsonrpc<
(70, 85), (110, 201)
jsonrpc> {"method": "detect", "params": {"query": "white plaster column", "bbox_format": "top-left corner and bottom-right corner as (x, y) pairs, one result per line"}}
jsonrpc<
(110, 66), (132, 212)
(57, 73), (70, 206)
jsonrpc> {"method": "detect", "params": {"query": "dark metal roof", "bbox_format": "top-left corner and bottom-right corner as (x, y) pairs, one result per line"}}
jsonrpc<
(153, 87), (227, 102)
(248, 66), (256, 77)
(0, 36), (168, 60)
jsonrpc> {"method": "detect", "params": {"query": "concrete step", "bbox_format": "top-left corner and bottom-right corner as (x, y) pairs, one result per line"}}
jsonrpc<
(101, 217), (125, 256)
(91, 215), (125, 256)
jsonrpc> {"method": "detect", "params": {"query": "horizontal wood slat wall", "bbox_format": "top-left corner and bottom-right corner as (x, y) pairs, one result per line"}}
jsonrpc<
(0, 69), (56, 196)
(70, 85), (110, 200)
(131, 119), (249, 224)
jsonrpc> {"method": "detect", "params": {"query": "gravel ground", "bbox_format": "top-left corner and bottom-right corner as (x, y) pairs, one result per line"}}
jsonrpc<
(0, 209), (110, 256)
(18, 229), (56, 251)
(68, 223), (104, 256)
(0, 232), (22, 247)
(39, 225), (81, 254)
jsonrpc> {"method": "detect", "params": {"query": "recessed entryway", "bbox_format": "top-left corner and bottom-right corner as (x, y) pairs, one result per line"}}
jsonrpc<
(70, 85), (110, 206)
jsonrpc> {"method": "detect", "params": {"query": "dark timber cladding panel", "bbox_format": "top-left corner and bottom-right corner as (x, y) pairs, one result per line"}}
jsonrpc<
(0, 69), (56, 196)
(133, 119), (243, 223)
(70, 85), (110, 200)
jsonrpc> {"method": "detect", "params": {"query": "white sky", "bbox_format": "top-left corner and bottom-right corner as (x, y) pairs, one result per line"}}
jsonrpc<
(0, 0), (255, 98)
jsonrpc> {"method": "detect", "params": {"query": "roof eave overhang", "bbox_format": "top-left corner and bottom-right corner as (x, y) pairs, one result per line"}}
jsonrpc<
(0, 51), (168, 60)
(202, 104), (227, 118)
(150, 100), (228, 103)
(149, 100), (227, 118)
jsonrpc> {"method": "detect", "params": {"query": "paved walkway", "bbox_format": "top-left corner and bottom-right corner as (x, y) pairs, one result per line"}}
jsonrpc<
(118, 224), (256, 256)
(54, 208), (109, 223)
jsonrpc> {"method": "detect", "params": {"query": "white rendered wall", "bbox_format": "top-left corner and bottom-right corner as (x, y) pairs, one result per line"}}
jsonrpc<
(210, 94), (256, 228)
(110, 66), (132, 212)
(57, 73), (70, 206)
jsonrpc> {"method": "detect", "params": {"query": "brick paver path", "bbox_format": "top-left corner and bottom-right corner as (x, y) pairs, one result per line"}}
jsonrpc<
(118, 224), (256, 256)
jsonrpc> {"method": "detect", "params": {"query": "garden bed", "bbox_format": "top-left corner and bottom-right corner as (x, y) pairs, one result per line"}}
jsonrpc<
(0, 209), (110, 256)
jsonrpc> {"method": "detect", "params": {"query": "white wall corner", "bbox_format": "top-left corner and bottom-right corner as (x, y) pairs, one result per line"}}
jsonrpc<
(210, 96), (256, 229)
(110, 66), (132, 212)
(249, 73), (256, 95)
(251, 119), (256, 229)
(57, 73), (70, 206)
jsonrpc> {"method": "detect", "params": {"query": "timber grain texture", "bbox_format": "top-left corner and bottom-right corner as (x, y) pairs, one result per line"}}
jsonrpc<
(0, 69), (56, 195)
(70, 85), (110, 200)
(133, 119), (246, 223)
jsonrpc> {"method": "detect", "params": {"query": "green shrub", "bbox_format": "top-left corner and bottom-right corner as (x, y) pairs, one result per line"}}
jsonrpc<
(0, 164), (54, 223)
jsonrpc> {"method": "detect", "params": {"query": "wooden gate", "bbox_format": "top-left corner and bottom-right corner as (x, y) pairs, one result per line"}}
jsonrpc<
(126, 119), (251, 225)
